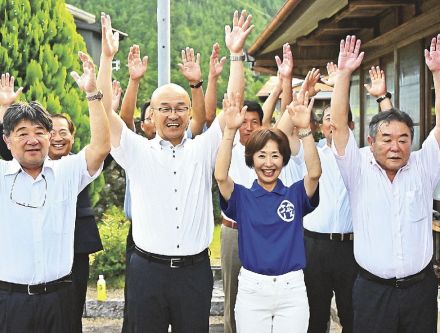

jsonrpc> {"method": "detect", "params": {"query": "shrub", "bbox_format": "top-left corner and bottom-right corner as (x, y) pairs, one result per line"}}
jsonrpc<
(90, 205), (130, 284)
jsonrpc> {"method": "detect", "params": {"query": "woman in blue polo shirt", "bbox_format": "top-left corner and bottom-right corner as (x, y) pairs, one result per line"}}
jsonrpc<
(215, 92), (321, 333)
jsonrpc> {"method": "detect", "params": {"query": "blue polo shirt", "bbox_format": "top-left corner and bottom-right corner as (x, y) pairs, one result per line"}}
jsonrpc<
(220, 179), (319, 275)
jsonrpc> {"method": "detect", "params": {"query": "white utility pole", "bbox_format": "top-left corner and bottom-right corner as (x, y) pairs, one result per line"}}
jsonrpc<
(157, 0), (170, 86)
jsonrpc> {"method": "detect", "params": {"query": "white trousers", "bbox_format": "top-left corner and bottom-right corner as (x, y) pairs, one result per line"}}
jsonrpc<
(235, 267), (309, 333)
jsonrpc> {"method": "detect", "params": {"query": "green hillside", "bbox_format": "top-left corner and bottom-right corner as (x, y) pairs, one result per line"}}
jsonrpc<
(68, 0), (284, 109)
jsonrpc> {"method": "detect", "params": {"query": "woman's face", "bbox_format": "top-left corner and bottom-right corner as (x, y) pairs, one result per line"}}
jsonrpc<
(252, 139), (284, 191)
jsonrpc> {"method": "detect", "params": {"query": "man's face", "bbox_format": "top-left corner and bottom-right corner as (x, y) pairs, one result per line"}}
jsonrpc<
(320, 109), (332, 142)
(49, 117), (74, 159)
(151, 87), (190, 146)
(140, 106), (156, 140)
(239, 111), (261, 145)
(4, 119), (50, 170)
(368, 120), (412, 179)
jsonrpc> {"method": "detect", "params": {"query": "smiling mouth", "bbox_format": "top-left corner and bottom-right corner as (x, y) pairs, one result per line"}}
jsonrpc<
(166, 123), (180, 128)
(262, 169), (275, 177)
(51, 143), (65, 149)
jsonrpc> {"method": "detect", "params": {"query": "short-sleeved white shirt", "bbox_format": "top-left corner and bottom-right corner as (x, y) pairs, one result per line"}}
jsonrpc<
(111, 119), (222, 256)
(0, 149), (100, 284)
(332, 130), (440, 278)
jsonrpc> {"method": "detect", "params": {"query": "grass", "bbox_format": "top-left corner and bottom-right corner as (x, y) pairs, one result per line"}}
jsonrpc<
(209, 224), (221, 266)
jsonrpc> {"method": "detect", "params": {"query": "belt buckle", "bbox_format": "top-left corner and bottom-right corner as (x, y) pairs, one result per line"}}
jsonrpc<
(170, 258), (183, 268)
(27, 284), (45, 295)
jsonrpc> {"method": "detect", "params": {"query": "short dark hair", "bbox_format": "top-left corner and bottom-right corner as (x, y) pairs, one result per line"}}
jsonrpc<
(320, 105), (353, 124)
(245, 128), (291, 168)
(50, 113), (76, 135)
(140, 100), (151, 121)
(3, 102), (53, 136)
(369, 108), (414, 140)
(244, 100), (263, 124)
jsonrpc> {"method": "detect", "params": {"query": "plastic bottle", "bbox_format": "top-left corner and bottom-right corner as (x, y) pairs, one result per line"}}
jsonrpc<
(97, 274), (107, 301)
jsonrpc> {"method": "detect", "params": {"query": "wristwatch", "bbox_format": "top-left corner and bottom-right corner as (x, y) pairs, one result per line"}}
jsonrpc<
(376, 92), (391, 104)
(86, 90), (103, 101)
(189, 80), (203, 89)
(298, 128), (312, 139)
(230, 54), (246, 62)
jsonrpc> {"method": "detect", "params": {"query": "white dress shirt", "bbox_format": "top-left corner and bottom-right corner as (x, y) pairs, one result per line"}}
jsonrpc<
(332, 130), (440, 278)
(111, 119), (222, 256)
(0, 149), (99, 284)
(303, 143), (352, 233)
(222, 141), (305, 222)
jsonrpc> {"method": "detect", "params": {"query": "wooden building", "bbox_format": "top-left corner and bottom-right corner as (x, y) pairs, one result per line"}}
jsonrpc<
(248, 0), (440, 276)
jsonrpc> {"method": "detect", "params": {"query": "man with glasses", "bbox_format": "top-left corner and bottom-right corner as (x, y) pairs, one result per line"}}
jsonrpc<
(0, 52), (110, 332)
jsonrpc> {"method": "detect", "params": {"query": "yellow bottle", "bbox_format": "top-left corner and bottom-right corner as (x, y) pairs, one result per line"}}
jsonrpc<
(97, 274), (107, 301)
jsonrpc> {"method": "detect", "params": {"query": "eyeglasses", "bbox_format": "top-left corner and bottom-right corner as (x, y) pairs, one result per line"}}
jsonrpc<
(151, 106), (189, 115)
(10, 170), (47, 208)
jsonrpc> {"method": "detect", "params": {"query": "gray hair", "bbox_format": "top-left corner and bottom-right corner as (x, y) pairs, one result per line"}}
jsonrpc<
(3, 102), (53, 136)
(368, 108), (414, 140)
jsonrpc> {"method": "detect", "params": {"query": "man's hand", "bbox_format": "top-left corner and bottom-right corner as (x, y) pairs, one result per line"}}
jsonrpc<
(71, 52), (98, 94)
(128, 45), (148, 81)
(0, 73), (23, 107)
(364, 66), (387, 98)
(101, 13), (119, 59)
(425, 34), (440, 73)
(287, 89), (315, 129)
(111, 80), (122, 112)
(223, 92), (247, 130)
(178, 47), (202, 85)
(302, 68), (321, 97)
(225, 10), (254, 54)
(321, 62), (338, 87)
(209, 43), (226, 79)
(338, 35), (364, 74)
(275, 43), (294, 80)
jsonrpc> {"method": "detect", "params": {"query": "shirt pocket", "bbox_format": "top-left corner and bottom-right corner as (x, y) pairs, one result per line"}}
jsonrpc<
(405, 190), (427, 223)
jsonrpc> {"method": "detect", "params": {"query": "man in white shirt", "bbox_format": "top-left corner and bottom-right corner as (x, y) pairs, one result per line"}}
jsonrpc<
(303, 106), (357, 333)
(0, 53), (110, 332)
(331, 35), (440, 333)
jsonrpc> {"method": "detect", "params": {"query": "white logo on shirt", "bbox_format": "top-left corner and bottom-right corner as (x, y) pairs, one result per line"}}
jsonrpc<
(277, 200), (295, 222)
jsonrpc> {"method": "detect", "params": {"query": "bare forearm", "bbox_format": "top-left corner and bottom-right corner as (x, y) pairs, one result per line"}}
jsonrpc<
(120, 78), (140, 131)
(379, 98), (393, 111)
(205, 76), (218, 127)
(227, 59), (244, 105)
(190, 87), (206, 136)
(0, 105), (8, 123)
(262, 87), (281, 127)
(433, 71), (440, 137)
(303, 134), (321, 179)
(97, 55), (113, 114)
(331, 72), (351, 153)
(280, 77), (292, 115)
(215, 127), (236, 182)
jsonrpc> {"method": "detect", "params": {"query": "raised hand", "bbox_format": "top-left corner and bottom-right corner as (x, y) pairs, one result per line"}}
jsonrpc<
(338, 35), (364, 74)
(111, 80), (122, 112)
(223, 92), (247, 130)
(364, 66), (387, 98)
(225, 10), (254, 54)
(178, 47), (202, 84)
(287, 89), (315, 129)
(101, 13), (119, 58)
(302, 68), (321, 97)
(425, 34), (440, 73)
(71, 52), (98, 94)
(275, 43), (294, 79)
(209, 43), (227, 79)
(128, 45), (148, 81)
(321, 62), (338, 87)
(0, 73), (23, 106)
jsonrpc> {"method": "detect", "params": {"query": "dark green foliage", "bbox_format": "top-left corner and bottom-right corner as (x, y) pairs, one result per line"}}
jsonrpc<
(90, 205), (130, 281)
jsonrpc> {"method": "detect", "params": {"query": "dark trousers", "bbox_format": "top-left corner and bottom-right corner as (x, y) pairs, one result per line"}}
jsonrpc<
(122, 224), (134, 333)
(71, 253), (90, 333)
(127, 251), (213, 333)
(0, 285), (73, 333)
(304, 236), (358, 333)
(352, 267), (438, 333)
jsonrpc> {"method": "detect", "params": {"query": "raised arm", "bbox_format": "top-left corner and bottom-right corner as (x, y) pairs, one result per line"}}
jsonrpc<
(214, 92), (247, 201)
(262, 74), (282, 127)
(71, 52), (110, 176)
(331, 35), (364, 155)
(425, 34), (440, 145)
(276, 43), (294, 116)
(111, 80), (122, 113)
(179, 47), (205, 137)
(97, 14), (125, 148)
(205, 43), (226, 127)
(225, 10), (254, 106)
(320, 62), (338, 87)
(287, 92), (321, 197)
(120, 45), (148, 131)
(364, 65), (393, 111)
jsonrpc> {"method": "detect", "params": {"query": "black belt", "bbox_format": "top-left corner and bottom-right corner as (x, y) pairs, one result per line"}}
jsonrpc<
(359, 264), (432, 289)
(304, 229), (353, 241)
(0, 274), (72, 295)
(135, 246), (209, 268)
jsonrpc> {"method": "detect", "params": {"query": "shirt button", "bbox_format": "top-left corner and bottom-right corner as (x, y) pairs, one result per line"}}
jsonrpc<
(174, 189), (177, 192)
(175, 207), (178, 211)
(174, 171), (177, 175)
(177, 244), (180, 248)
(173, 155), (175, 158)
(177, 226), (180, 229)
(273, 278), (276, 282)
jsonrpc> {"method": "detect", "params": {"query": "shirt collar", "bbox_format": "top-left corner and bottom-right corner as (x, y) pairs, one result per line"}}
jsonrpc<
(150, 134), (188, 150)
(250, 179), (286, 197)
(4, 157), (54, 177)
